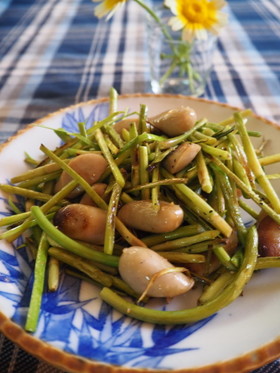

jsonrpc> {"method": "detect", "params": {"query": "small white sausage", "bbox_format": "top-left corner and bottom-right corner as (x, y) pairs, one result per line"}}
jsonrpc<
(54, 204), (107, 245)
(119, 247), (194, 298)
(164, 142), (201, 174)
(117, 200), (184, 233)
(149, 106), (197, 137)
(113, 118), (139, 134)
(79, 183), (108, 206)
(54, 153), (108, 198)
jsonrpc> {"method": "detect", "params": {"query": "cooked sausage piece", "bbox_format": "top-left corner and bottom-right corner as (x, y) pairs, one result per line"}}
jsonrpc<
(54, 153), (108, 198)
(119, 247), (194, 298)
(149, 106), (197, 137)
(113, 118), (139, 134)
(258, 215), (280, 256)
(54, 204), (107, 245)
(117, 200), (184, 233)
(79, 183), (108, 206)
(164, 142), (201, 174)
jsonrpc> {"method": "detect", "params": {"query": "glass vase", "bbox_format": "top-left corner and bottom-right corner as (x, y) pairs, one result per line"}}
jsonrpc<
(146, 8), (218, 97)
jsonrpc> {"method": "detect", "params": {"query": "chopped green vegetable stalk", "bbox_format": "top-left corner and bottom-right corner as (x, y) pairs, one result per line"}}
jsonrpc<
(151, 230), (220, 251)
(212, 246), (237, 271)
(161, 168), (233, 237)
(212, 156), (280, 225)
(109, 87), (118, 114)
(196, 151), (213, 193)
(199, 271), (234, 304)
(94, 128), (125, 188)
(255, 257), (280, 270)
(235, 113), (280, 213)
(48, 257), (60, 292)
(159, 252), (205, 264)
(139, 145), (150, 200)
(25, 233), (49, 332)
(158, 119), (207, 150)
(259, 153), (280, 166)
(0, 184), (53, 202)
(142, 224), (204, 246)
(104, 183), (122, 255)
(139, 104), (148, 134)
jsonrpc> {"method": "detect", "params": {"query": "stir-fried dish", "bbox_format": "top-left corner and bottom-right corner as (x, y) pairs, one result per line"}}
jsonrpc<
(0, 89), (280, 331)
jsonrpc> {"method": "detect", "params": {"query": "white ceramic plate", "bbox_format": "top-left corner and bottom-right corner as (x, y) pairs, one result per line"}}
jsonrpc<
(0, 94), (279, 373)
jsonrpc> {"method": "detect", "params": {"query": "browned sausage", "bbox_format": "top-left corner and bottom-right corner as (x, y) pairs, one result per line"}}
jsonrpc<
(258, 215), (280, 256)
(54, 204), (107, 245)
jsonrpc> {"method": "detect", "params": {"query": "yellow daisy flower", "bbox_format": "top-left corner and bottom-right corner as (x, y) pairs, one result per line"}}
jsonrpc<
(164, 0), (228, 42)
(93, 0), (128, 19)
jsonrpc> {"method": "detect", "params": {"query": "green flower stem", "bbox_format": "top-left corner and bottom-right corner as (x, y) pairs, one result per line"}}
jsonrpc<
(159, 58), (178, 86)
(100, 226), (258, 324)
(133, 0), (172, 42)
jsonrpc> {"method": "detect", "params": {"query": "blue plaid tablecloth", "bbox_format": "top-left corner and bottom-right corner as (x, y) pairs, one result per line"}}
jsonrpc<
(0, 0), (279, 372)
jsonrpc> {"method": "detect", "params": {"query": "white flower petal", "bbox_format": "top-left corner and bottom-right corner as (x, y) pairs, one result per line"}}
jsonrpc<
(164, 0), (178, 15)
(212, 0), (227, 10)
(168, 16), (184, 31)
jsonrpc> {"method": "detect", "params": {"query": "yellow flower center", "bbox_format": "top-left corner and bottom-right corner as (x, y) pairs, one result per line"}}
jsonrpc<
(181, 0), (209, 23)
